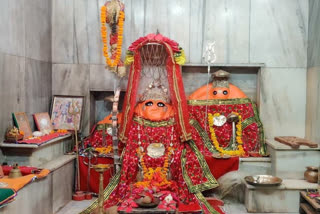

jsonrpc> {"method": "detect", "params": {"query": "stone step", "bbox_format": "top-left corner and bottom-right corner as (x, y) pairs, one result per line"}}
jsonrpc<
(266, 139), (320, 180)
(245, 179), (318, 213)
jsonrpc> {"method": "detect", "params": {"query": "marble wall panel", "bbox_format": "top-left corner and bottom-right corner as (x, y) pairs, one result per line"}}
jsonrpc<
(189, 0), (204, 64)
(250, 0), (308, 67)
(308, 0), (320, 67)
(89, 64), (128, 91)
(306, 0), (320, 144)
(0, 0), (25, 56)
(144, 0), (190, 61)
(203, 0), (250, 64)
(259, 68), (306, 139)
(52, 0), (74, 63)
(25, 0), (52, 62)
(52, 64), (90, 134)
(121, 0), (145, 58)
(0, 53), (26, 142)
(24, 59), (52, 130)
(306, 66), (320, 144)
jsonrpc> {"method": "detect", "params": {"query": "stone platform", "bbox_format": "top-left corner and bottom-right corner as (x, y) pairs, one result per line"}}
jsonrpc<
(0, 134), (76, 214)
(0, 134), (73, 167)
(245, 179), (318, 213)
(267, 139), (320, 179)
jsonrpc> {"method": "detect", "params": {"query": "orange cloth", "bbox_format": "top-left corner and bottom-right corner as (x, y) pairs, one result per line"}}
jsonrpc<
(0, 169), (50, 191)
(98, 113), (123, 125)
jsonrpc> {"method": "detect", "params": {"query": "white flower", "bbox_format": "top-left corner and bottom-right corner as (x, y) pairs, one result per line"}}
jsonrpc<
(164, 194), (173, 203)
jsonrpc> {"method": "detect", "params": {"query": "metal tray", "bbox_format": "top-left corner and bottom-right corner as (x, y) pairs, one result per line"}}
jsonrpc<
(245, 175), (282, 186)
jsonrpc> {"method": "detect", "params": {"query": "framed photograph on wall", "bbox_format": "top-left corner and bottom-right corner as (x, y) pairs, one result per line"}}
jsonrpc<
(33, 112), (53, 132)
(50, 95), (85, 131)
(12, 112), (33, 139)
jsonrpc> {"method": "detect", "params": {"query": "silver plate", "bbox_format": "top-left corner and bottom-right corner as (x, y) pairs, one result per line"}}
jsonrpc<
(147, 143), (165, 158)
(213, 115), (227, 126)
(245, 175), (282, 186)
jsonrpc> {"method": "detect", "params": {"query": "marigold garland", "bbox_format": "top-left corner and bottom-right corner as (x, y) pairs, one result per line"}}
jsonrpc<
(208, 112), (245, 156)
(95, 145), (113, 155)
(100, 5), (125, 67)
(135, 146), (174, 189)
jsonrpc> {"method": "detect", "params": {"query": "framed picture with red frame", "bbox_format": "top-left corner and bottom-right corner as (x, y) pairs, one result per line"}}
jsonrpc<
(33, 112), (53, 132)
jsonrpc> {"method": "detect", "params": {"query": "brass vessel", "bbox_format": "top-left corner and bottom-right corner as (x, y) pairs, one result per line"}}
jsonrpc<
(8, 164), (22, 178)
(304, 166), (318, 183)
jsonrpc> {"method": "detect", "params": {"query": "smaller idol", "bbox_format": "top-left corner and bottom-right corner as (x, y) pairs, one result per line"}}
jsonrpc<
(188, 70), (266, 157)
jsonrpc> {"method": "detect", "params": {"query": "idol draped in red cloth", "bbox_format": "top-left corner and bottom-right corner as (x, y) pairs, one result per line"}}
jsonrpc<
(188, 70), (266, 157)
(81, 34), (223, 214)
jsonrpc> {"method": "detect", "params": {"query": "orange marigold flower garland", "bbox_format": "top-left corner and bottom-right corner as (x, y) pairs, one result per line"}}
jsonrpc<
(135, 146), (174, 189)
(100, 5), (125, 67)
(208, 112), (245, 156)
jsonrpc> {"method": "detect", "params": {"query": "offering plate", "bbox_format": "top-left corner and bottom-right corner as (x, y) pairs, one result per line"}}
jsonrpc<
(245, 175), (282, 186)
(134, 197), (160, 208)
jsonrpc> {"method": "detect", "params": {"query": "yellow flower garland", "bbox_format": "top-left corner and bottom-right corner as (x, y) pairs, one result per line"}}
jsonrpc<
(100, 5), (125, 67)
(208, 112), (245, 156)
(135, 146), (174, 188)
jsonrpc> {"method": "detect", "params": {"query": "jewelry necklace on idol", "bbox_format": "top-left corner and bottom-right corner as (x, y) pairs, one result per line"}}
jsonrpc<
(137, 117), (174, 152)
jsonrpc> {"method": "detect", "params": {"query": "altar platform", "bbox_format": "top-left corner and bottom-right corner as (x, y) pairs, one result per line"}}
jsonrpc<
(0, 134), (76, 214)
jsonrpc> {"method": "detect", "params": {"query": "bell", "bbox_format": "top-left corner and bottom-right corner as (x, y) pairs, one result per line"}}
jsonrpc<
(8, 163), (22, 178)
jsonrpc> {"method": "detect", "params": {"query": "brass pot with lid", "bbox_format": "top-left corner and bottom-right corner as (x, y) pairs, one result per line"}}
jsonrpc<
(9, 163), (22, 178)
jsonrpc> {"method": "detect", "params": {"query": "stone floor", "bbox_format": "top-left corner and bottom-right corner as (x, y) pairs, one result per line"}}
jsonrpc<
(56, 198), (299, 214)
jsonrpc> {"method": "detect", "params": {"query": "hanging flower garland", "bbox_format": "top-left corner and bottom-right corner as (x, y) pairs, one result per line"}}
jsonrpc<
(208, 112), (245, 156)
(135, 146), (174, 189)
(100, 5), (125, 68)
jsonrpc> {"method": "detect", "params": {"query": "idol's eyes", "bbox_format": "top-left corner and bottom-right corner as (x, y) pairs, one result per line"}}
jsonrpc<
(213, 91), (218, 95)
(145, 101), (153, 106)
(157, 102), (165, 107)
(223, 90), (228, 95)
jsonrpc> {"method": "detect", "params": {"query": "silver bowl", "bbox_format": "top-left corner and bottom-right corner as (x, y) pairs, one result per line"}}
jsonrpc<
(245, 175), (282, 186)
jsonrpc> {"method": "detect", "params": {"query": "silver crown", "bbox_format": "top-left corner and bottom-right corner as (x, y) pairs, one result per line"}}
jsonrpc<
(139, 80), (170, 103)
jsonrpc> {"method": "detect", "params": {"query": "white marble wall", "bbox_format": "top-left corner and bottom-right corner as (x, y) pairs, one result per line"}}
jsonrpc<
(0, 0), (52, 143)
(51, 0), (309, 138)
(306, 0), (320, 144)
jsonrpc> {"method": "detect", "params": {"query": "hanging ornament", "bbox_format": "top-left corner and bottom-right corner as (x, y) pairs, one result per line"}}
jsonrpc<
(100, 0), (126, 77)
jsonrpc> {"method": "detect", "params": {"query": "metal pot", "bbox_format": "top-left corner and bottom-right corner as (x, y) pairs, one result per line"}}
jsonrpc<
(304, 166), (318, 183)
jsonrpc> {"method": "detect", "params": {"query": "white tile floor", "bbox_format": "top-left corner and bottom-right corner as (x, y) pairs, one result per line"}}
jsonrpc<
(56, 198), (299, 214)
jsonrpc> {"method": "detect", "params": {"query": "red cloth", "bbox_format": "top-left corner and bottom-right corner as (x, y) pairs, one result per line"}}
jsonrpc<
(10, 132), (70, 145)
(205, 156), (239, 179)
(79, 156), (114, 194)
(119, 34), (192, 142)
(2, 166), (39, 176)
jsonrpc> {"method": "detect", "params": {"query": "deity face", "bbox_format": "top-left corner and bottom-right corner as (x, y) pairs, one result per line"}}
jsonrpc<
(211, 87), (230, 99)
(134, 99), (174, 121)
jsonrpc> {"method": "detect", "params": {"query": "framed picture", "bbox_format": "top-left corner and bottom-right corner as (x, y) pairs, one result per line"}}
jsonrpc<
(50, 95), (85, 131)
(12, 112), (33, 139)
(33, 112), (53, 132)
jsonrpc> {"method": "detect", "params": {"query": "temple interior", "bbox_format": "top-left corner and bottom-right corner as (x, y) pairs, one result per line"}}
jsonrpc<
(0, 0), (320, 214)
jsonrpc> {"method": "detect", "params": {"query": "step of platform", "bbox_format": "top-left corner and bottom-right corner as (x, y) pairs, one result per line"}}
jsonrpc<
(266, 139), (320, 179)
(245, 179), (318, 213)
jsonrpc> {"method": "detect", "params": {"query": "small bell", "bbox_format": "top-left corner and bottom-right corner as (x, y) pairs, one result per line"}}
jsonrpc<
(8, 163), (22, 178)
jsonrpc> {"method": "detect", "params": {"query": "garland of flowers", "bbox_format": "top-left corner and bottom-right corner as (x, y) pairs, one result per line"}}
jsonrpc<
(100, 5), (125, 67)
(135, 146), (174, 188)
(208, 112), (245, 156)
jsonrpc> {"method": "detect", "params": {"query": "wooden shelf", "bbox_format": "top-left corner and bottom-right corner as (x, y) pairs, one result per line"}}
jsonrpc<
(300, 191), (320, 214)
